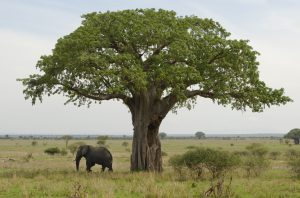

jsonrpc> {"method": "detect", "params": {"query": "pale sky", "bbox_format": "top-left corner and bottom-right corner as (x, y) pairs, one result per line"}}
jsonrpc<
(0, 0), (299, 135)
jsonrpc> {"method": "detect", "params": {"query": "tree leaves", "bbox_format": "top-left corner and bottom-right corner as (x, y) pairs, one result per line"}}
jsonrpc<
(19, 8), (291, 112)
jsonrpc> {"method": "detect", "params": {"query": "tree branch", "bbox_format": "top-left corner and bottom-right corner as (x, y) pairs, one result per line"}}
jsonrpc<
(59, 83), (131, 102)
(144, 41), (173, 70)
(208, 51), (224, 64)
(185, 89), (215, 98)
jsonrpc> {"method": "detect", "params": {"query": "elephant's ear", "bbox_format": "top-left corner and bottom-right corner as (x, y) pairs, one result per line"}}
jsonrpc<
(81, 145), (90, 156)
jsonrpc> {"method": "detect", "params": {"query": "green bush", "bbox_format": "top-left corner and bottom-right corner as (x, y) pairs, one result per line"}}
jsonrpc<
(60, 148), (68, 156)
(122, 141), (129, 147)
(233, 151), (249, 157)
(97, 136), (108, 146)
(185, 145), (197, 150)
(269, 151), (281, 160)
(68, 142), (86, 155)
(245, 143), (268, 157)
(31, 141), (38, 146)
(243, 143), (269, 177)
(285, 149), (300, 159)
(44, 147), (60, 155)
(288, 158), (300, 178)
(169, 147), (240, 179)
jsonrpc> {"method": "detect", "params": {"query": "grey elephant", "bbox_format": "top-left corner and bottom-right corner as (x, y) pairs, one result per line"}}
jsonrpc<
(75, 145), (113, 172)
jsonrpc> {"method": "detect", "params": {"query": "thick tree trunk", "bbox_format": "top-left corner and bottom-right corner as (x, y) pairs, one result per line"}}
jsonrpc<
(294, 138), (299, 145)
(129, 92), (164, 172)
(131, 117), (162, 172)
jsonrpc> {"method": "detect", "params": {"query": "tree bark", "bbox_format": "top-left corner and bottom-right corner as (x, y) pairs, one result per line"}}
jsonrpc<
(129, 92), (164, 172)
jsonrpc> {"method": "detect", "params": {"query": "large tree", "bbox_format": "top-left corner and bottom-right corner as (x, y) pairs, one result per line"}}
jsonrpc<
(284, 128), (300, 144)
(19, 9), (291, 172)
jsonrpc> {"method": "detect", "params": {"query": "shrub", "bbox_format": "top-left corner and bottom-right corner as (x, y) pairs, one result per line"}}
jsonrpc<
(23, 153), (33, 162)
(68, 142), (86, 155)
(169, 154), (187, 179)
(169, 147), (240, 179)
(159, 132), (167, 139)
(269, 151), (281, 160)
(243, 143), (269, 177)
(44, 147), (60, 155)
(285, 149), (300, 160)
(288, 158), (300, 178)
(245, 143), (268, 157)
(186, 145), (197, 150)
(285, 139), (290, 145)
(60, 148), (68, 156)
(161, 151), (168, 156)
(233, 151), (249, 157)
(122, 141), (129, 147)
(96, 136), (108, 146)
(31, 141), (38, 146)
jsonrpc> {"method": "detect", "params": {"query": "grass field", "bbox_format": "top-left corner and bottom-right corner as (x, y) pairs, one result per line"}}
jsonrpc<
(1, 138), (300, 197)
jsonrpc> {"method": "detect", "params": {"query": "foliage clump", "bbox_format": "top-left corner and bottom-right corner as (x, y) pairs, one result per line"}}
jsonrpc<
(23, 153), (33, 162)
(284, 128), (300, 144)
(269, 151), (281, 160)
(68, 142), (86, 155)
(44, 147), (60, 155)
(169, 147), (240, 179)
(288, 158), (300, 178)
(121, 141), (130, 152)
(195, 132), (205, 139)
(159, 132), (167, 139)
(96, 136), (108, 146)
(60, 148), (68, 156)
(243, 143), (269, 177)
(285, 149), (300, 159)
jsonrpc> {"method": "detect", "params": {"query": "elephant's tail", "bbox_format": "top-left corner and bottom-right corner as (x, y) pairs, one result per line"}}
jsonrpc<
(105, 148), (113, 162)
(109, 150), (113, 162)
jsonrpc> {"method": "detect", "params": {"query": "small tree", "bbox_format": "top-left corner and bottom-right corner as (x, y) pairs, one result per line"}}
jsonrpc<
(195, 131), (205, 139)
(97, 135), (108, 146)
(62, 135), (73, 148)
(122, 141), (129, 147)
(159, 132), (167, 139)
(284, 128), (300, 145)
(68, 141), (86, 155)
(44, 147), (60, 155)
(169, 147), (240, 179)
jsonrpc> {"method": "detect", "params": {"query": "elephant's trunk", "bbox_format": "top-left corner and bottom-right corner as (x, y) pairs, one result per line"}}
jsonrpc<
(75, 152), (82, 171)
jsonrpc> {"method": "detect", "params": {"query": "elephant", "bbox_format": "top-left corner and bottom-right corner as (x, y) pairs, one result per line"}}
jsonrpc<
(75, 145), (113, 172)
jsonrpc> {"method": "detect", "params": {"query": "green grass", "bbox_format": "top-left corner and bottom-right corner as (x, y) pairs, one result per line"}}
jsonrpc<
(1, 139), (300, 197)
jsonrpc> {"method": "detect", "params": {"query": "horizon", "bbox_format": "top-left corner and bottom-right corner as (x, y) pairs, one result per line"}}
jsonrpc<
(0, 131), (286, 136)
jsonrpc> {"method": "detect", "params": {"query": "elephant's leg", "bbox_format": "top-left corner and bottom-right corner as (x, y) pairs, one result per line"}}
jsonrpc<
(108, 163), (113, 172)
(86, 161), (95, 172)
(102, 166), (106, 172)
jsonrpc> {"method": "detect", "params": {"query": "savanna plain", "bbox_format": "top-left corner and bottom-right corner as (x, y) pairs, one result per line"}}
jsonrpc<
(0, 138), (300, 198)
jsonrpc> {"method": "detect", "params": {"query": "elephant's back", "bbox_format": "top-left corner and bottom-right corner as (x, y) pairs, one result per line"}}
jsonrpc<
(95, 147), (113, 161)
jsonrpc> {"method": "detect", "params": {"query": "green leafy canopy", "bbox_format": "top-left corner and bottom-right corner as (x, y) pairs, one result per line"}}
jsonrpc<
(284, 128), (300, 139)
(18, 8), (292, 112)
